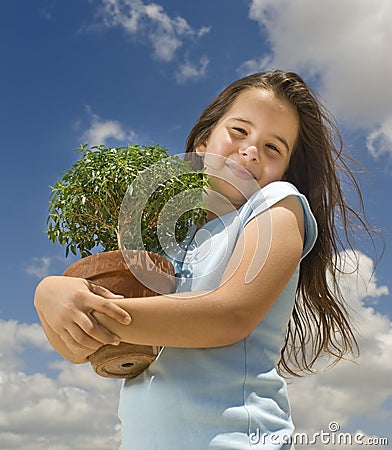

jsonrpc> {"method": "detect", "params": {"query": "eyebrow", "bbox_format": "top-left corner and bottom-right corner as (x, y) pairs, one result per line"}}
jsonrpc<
(230, 117), (291, 154)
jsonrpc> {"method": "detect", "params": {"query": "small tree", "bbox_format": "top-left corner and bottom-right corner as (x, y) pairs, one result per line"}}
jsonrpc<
(46, 144), (208, 258)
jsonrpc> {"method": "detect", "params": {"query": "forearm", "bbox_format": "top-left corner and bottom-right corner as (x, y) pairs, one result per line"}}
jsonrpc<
(93, 290), (244, 348)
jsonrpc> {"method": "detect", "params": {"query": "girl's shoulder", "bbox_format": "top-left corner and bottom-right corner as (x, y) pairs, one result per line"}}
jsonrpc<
(245, 181), (303, 209)
(241, 181), (318, 260)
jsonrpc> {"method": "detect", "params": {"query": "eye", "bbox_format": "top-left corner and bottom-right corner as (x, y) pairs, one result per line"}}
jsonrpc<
(266, 143), (281, 154)
(232, 127), (248, 136)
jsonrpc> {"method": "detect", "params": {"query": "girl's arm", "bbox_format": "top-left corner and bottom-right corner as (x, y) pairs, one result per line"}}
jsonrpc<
(93, 195), (305, 348)
(34, 195), (304, 356)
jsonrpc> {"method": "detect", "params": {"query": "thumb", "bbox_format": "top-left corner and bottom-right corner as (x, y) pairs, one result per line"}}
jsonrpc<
(87, 281), (125, 299)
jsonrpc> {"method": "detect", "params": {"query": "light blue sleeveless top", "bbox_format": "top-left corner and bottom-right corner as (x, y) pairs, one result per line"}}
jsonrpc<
(119, 181), (318, 449)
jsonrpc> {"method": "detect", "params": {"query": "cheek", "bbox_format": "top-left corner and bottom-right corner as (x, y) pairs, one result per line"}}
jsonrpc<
(203, 133), (232, 170)
(264, 161), (288, 181)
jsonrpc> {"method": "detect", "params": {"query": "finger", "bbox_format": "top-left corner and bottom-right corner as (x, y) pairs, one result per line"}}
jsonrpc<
(60, 326), (103, 352)
(70, 321), (113, 349)
(86, 293), (132, 326)
(87, 281), (124, 299)
(75, 311), (122, 346)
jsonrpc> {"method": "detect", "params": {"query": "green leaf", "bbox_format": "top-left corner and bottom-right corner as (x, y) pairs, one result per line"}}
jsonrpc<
(45, 144), (209, 258)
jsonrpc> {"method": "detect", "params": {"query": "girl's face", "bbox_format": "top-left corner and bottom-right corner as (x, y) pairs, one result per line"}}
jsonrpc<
(196, 88), (299, 209)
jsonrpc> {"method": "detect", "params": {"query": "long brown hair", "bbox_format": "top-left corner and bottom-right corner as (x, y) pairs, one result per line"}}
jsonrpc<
(185, 70), (376, 376)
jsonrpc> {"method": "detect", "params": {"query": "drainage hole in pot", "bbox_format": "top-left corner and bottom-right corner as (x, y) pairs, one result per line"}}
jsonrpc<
(122, 362), (134, 368)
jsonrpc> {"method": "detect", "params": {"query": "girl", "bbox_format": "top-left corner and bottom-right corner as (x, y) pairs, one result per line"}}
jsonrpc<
(34, 71), (371, 449)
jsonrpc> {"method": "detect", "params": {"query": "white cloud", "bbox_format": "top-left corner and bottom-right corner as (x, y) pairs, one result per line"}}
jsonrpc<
(288, 250), (391, 446)
(24, 257), (52, 278)
(82, 106), (137, 146)
(245, 0), (392, 157)
(175, 56), (209, 84)
(334, 250), (389, 302)
(0, 371), (121, 450)
(23, 256), (71, 279)
(0, 320), (121, 450)
(0, 320), (53, 369)
(95, 0), (210, 62)
(367, 116), (392, 158)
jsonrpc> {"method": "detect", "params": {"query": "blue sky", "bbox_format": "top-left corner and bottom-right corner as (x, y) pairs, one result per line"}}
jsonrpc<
(1, 1), (391, 449)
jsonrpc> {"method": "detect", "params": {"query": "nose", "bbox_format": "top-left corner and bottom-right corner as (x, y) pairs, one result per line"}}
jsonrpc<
(239, 145), (259, 163)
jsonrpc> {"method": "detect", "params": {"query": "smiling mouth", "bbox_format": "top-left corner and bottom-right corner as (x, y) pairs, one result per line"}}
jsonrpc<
(226, 160), (256, 181)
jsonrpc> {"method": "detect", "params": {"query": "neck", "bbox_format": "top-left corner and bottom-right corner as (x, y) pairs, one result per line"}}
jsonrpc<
(202, 188), (239, 222)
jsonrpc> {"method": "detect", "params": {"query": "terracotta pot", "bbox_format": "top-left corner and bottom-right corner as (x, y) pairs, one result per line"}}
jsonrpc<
(63, 250), (175, 378)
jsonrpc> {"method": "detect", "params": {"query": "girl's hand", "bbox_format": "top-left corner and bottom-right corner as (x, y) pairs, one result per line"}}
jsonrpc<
(34, 276), (132, 362)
